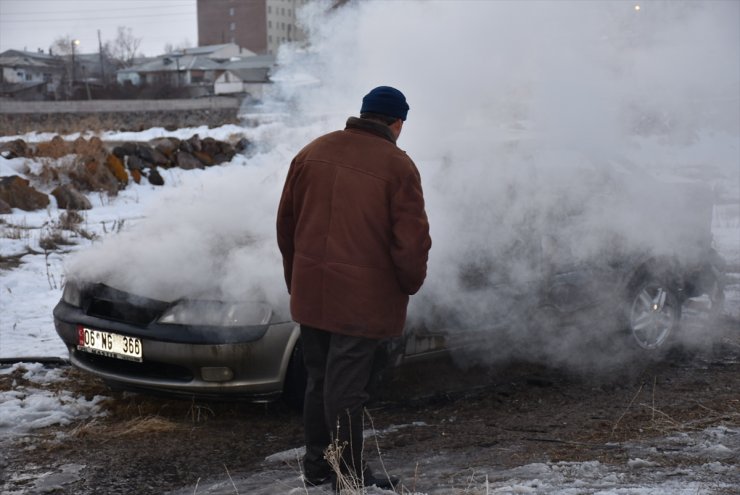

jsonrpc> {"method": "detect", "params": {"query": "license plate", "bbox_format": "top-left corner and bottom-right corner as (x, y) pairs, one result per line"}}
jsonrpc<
(77, 326), (143, 362)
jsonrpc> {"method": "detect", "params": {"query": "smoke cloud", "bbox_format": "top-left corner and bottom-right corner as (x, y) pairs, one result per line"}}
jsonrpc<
(67, 0), (739, 373)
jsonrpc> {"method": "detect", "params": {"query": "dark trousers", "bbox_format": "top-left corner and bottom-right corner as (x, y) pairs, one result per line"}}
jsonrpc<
(300, 325), (380, 478)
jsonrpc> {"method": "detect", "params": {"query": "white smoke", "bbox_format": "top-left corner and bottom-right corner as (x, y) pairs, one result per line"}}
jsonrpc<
(66, 0), (739, 371)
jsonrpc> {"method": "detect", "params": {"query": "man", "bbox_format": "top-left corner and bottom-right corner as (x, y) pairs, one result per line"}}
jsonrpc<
(277, 86), (431, 490)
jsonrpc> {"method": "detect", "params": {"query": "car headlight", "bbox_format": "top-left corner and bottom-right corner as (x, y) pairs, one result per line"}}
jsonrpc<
(62, 281), (83, 307)
(158, 301), (272, 327)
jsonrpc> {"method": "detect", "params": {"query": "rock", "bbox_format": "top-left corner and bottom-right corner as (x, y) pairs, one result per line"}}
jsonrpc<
(148, 168), (164, 186)
(68, 158), (119, 195)
(0, 197), (11, 214)
(135, 144), (156, 164)
(186, 134), (202, 152)
(35, 135), (70, 159)
(201, 137), (221, 156)
(152, 137), (180, 158)
(136, 144), (168, 166)
(193, 150), (214, 167)
(219, 141), (236, 159)
(149, 148), (170, 167)
(127, 155), (148, 171)
(105, 154), (129, 186)
(0, 175), (50, 211)
(72, 136), (104, 156)
(235, 137), (250, 153)
(112, 142), (137, 159)
(174, 150), (203, 170)
(0, 139), (31, 159)
(51, 184), (92, 210)
(212, 153), (229, 165)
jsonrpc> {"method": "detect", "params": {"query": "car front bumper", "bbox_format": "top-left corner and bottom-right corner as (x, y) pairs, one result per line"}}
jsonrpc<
(54, 301), (300, 399)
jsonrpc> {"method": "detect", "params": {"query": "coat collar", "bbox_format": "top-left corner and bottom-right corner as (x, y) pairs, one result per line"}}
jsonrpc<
(345, 116), (396, 144)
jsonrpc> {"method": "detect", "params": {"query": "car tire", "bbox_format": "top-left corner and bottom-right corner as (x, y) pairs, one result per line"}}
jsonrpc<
(624, 275), (682, 351)
(282, 339), (307, 411)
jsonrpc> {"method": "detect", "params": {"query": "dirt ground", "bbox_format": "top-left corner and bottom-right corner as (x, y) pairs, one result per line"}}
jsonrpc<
(1, 317), (739, 494)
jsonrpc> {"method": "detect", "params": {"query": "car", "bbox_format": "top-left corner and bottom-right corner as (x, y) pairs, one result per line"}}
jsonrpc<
(53, 243), (725, 406)
(53, 152), (727, 403)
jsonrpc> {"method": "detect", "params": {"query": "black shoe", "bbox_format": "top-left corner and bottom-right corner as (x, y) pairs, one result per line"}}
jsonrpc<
(362, 469), (399, 490)
(304, 469), (331, 486)
(330, 468), (400, 491)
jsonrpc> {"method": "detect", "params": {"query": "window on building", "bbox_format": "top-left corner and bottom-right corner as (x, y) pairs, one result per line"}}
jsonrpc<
(230, 22), (236, 31)
(268, 6), (271, 13)
(268, 20), (272, 28)
(268, 35), (272, 42)
(229, 7), (234, 16)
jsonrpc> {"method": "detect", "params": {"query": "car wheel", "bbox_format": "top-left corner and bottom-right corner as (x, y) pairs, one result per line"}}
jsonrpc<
(626, 278), (681, 351)
(282, 339), (307, 410)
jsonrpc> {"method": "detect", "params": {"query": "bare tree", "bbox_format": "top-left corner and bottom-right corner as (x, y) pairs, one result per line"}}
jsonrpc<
(51, 35), (75, 56)
(163, 39), (192, 55)
(105, 26), (142, 67)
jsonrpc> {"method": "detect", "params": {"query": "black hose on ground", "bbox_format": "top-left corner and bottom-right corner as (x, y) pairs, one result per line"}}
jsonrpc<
(0, 357), (69, 366)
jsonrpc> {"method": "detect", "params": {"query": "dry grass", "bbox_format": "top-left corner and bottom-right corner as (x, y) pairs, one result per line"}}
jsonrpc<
(39, 229), (75, 251)
(321, 409), (406, 494)
(1, 218), (33, 240)
(0, 251), (30, 270)
(71, 415), (182, 439)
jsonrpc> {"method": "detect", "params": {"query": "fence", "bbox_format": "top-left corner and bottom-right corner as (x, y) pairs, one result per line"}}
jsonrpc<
(0, 97), (242, 136)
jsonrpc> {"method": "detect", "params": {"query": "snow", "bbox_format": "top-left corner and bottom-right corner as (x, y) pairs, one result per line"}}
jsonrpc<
(0, 362), (107, 436)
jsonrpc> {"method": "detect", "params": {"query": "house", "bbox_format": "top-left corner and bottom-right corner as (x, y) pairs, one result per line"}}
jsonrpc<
(0, 49), (64, 100)
(213, 54), (275, 98)
(116, 44), (272, 98)
(116, 44), (254, 88)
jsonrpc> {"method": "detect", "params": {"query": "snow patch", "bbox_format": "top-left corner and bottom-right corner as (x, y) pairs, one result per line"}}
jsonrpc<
(0, 363), (107, 436)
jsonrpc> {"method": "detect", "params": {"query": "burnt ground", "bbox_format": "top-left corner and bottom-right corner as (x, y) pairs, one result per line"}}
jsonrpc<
(1, 317), (739, 494)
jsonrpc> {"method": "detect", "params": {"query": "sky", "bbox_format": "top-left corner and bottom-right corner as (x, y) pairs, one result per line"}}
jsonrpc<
(0, 0), (197, 57)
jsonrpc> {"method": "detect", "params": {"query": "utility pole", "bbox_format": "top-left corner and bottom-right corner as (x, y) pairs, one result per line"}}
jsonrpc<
(98, 29), (106, 85)
(71, 39), (80, 97)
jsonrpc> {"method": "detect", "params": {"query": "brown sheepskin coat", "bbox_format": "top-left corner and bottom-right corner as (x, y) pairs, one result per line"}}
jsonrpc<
(276, 117), (431, 339)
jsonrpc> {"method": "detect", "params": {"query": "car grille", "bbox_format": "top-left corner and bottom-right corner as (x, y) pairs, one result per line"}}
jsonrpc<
(86, 299), (160, 326)
(75, 351), (194, 382)
(84, 284), (170, 327)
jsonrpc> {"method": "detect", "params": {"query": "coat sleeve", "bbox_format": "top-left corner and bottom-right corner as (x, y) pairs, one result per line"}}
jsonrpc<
(390, 161), (432, 295)
(276, 161), (297, 293)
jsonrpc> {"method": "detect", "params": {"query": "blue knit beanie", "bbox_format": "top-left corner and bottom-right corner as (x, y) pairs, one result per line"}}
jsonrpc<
(360, 86), (410, 121)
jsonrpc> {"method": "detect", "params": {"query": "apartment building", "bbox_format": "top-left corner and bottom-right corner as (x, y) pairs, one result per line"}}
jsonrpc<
(197, 0), (309, 55)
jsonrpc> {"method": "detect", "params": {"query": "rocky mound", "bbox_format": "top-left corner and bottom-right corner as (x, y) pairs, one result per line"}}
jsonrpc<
(0, 135), (250, 212)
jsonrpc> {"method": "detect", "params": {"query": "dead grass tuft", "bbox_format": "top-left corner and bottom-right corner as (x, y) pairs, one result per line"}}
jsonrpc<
(71, 415), (181, 439)
(0, 251), (30, 270)
(115, 416), (182, 436)
(39, 229), (75, 251)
